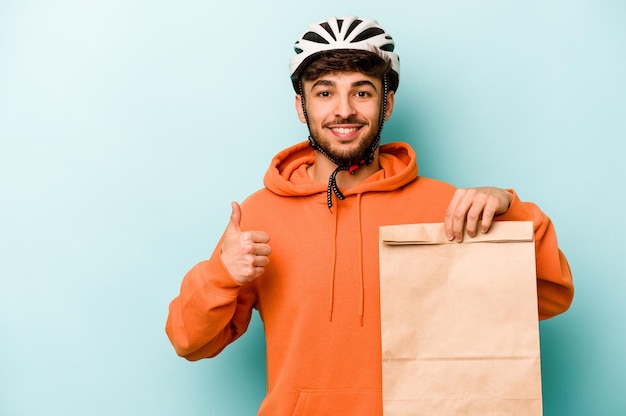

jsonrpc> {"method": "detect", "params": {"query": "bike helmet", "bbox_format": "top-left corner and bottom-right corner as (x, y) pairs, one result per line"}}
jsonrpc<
(290, 16), (400, 92)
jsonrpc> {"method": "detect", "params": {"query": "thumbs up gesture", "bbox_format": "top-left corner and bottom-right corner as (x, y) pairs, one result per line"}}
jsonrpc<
(220, 202), (272, 284)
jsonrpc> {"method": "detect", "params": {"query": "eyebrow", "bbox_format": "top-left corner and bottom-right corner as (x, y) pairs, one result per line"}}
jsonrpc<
(310, 79), (379, 91)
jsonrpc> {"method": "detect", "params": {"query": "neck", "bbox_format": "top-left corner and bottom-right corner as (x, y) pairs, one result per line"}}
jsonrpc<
(307, 149), (381, 190)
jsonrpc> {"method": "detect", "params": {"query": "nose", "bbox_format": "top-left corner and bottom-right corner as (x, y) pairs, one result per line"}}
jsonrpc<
(334, 94), (357, 119)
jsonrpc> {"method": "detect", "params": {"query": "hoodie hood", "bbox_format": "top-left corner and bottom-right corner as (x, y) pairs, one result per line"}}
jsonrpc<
(263, 140), (419, 198)
(262, 140), (420, 325)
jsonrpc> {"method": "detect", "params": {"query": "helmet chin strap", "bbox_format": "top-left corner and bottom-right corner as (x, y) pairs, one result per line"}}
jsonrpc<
(299, 76), (389, 210)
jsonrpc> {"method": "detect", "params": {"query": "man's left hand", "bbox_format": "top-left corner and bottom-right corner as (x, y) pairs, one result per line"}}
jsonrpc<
(444, 187), (513, 242)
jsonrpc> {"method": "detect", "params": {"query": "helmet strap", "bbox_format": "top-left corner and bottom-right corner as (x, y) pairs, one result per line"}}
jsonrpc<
(299, 76), (390, 210)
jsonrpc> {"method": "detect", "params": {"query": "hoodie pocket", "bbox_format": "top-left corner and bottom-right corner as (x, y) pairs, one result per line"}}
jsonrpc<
(292, 388), (381, 416)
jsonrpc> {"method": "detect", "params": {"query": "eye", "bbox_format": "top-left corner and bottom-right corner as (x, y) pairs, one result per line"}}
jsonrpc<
(318, 91), (331, 97)
(356, 91), (371, 98)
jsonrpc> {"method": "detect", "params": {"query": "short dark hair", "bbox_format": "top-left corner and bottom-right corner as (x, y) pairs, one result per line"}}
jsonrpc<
(300, 49), (392, 87)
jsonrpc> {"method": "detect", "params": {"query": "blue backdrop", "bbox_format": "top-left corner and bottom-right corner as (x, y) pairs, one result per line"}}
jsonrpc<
(1, 1), (624, 415)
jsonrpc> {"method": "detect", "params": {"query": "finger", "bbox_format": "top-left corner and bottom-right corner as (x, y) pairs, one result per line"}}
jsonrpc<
(244, 230), (271, 244)
(252, 242), (272, 257)
(465, 192), (488, 238)
(243, 250), (271, 280)
(252, 254), (270, 268)
(226, 201), (242, 233)
(450, 189), (476, 242)
(479, 197), (498, 233)
(464, 210), (481, 238)
(444, 189), (466, 240)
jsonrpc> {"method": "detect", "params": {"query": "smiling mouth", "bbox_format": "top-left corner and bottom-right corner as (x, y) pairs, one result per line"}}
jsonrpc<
(332, 126), (361, 135)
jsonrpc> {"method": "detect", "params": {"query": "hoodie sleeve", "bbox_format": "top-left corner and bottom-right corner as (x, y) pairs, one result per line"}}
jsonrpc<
(495, 190), (574, 320)
(165, 243), (257, 361)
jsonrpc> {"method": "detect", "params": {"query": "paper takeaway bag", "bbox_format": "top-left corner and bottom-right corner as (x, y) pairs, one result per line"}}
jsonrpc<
(379, 221), (542, 416)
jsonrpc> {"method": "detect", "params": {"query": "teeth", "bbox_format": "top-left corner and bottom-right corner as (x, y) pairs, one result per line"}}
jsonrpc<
(334, 127), (357, 134)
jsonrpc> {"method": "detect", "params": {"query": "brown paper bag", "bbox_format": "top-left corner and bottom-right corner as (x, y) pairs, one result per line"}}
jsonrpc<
(379, 221), (542, 415)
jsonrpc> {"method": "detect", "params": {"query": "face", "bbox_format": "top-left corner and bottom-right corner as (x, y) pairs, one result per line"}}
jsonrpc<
(296, 71), (394, 166)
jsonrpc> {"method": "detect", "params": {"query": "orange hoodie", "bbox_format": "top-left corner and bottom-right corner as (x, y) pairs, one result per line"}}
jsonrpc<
(166, 141), (574, 415)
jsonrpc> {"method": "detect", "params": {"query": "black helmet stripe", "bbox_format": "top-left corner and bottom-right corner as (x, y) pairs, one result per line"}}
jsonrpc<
(352, 27), (385, 43)
(380, 43), (395, 52)
(319, 22), (337, 41)
(302, 31), (330, 44)
(344, 19), (363, 39)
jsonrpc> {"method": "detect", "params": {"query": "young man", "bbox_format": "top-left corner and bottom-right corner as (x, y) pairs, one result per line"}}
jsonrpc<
(166, 16), (574, 415)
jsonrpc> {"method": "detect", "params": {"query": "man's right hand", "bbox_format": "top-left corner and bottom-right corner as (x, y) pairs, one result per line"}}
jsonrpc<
(220, 201), (271, 284)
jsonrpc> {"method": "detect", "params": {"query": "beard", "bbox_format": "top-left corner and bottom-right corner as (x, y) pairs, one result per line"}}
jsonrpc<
(309, 116), (381, 167)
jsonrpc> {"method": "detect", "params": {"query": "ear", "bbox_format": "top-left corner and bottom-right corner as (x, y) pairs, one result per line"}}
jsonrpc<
(295, 94), (307, 123)
(384, 90), (395, 121)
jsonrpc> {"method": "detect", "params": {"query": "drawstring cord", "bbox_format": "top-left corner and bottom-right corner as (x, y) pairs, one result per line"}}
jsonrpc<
(328, 193), (366, 326)
(329, 203), (340, 321)
(327, 164), (361, 210)
(357, 193), (365, 326)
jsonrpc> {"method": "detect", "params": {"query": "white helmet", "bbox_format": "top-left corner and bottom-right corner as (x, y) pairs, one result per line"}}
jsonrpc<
(289, 16), (400, 92)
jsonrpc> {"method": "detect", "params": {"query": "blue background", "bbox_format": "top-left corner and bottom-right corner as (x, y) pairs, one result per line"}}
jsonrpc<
(1, 1), (624, 415)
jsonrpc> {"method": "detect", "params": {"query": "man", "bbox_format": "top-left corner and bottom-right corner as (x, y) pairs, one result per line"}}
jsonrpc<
(166, 16), (574, 415)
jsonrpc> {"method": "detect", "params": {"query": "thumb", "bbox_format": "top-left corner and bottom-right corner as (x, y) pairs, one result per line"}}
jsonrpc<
(226, 201), (242, 233)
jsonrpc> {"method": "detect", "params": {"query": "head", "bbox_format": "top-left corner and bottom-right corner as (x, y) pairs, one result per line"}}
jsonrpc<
(296, 53), (394, 167)
(289, 16), (400, 168)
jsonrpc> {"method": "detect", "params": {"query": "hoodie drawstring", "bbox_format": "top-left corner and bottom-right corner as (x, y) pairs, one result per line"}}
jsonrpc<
(327, 164), (361, 210)
(329, 199), (339, 321)
(357, 193), (365, 326)
(328, 192), (366, 326)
